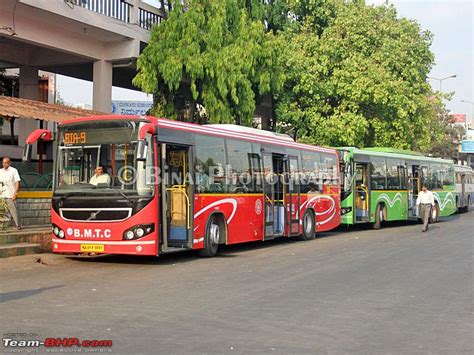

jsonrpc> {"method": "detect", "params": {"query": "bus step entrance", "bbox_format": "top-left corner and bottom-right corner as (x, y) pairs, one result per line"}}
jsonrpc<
(164, 246), (189, 253)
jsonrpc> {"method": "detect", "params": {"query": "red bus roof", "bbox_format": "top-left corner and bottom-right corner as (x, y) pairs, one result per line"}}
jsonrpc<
(59, 115), (337, 155)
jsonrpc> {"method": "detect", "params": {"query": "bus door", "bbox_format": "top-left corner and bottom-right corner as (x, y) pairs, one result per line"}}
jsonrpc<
(262, 153), (275, 239)
(461, 173), (466, 207)
(354, 163), (370, 222)
(262, 153), (287, 239)
(408, 165), (420, 218)
(159, 143), (193, 252)
(287, 156), (300, 236)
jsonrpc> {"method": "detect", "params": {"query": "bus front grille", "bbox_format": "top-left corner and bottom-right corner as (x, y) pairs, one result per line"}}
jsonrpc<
(59, 208), (132, 222)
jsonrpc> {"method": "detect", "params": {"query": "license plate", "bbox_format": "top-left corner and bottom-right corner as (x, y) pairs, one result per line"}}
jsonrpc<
(80, 244), (104, 252)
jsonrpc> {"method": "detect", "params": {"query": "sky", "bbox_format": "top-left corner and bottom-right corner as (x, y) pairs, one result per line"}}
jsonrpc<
(57, 0), (473, 123)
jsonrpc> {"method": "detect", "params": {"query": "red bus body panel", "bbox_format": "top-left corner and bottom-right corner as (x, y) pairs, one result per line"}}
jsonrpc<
(51, 115), (341, 256)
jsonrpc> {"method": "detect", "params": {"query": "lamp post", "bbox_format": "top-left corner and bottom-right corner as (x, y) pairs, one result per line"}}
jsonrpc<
(428, 74), (457, 92)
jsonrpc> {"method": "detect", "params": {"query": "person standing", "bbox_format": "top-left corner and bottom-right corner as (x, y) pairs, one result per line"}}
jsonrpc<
(0, 157), (22, 230)
(416, 185), (435, 232)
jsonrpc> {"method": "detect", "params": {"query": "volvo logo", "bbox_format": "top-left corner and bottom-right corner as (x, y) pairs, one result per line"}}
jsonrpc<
(87, 211), (101, 221)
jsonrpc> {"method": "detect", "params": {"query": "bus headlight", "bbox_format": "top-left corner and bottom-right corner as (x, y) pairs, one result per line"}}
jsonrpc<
(53, 227), (59, 236)
(58, 230), (65, 239)
(125, 230), (135, 240)
(123, 224), (154, 240)
(135, 228), (145, 238)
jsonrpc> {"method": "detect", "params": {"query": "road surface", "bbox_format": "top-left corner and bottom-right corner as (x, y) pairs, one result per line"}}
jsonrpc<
(1, 212), (472, 354)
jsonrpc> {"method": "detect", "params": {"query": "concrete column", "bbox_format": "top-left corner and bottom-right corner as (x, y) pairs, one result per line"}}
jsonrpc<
(93, 60), (113, 113)
(19, 66), (39, 101)
(18, 66), (39, 155)
(129, 0), (139, 25)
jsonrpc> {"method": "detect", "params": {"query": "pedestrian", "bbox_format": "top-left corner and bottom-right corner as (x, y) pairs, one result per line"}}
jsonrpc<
(0, 157), (22, 230)
(416, 185), (435, 232)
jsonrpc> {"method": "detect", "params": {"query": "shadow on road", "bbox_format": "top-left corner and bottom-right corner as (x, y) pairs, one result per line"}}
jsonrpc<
(62, 212), (468, 266)
(0, 285), (63, 303)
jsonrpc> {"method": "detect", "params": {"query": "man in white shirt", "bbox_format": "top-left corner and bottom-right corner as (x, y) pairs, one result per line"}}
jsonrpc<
(89, 166), (111, 186)
(0, 157), (22, 230)
(416, 185), (435, 232)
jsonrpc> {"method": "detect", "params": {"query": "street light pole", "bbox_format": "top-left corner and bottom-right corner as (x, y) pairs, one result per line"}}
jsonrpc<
(428, 74), (457, 92)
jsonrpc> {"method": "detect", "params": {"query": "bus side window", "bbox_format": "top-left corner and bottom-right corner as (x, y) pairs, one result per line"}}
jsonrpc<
(195, 134), (226, 193)
(370, 156), (386, 190)
(248, 153), (263, 193)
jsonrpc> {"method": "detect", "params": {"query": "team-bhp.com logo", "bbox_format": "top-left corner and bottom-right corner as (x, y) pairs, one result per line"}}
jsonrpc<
(2, 337), (112, 352)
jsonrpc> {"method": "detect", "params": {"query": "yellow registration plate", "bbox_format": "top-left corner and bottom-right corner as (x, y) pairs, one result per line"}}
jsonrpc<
(80, 244), (104, 252)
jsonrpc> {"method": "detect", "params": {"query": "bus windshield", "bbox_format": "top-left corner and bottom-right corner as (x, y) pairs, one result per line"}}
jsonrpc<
(55, 120), (154, 197)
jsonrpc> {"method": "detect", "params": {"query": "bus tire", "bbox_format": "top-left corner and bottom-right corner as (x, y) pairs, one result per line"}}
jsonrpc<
(430, 203), (440, 223)
(199, 215), (221, 257)
(299, 209), (316, 241)
(372, 204), (383, 230)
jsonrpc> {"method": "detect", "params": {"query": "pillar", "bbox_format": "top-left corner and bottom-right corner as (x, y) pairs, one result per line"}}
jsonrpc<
(93, 60), (113, 113)
(18, 66), (40, 159)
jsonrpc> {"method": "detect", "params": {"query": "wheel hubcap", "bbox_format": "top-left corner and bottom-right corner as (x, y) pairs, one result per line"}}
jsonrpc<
(304, 214), (313, 234)
(210, 222), (220, 244)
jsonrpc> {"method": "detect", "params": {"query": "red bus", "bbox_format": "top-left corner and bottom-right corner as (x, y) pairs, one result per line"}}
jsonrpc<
(25, 116), (340, 257)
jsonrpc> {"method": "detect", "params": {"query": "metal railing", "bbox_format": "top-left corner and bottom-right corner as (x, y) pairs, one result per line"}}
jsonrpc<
(139, 6), (162, 30)
(70, 0), (132, 23)
(19, 173), (53, 191)
(67, 0), (164, 30)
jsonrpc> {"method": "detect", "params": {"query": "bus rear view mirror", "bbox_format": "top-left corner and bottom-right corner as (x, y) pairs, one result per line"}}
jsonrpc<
(137, 140), (148, 161)
(23, 129), (53, 161)
(22, 144), (32, 162)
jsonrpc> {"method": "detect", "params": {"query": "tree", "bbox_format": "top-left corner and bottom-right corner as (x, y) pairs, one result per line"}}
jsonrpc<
(133, 0), (282, 125)
(424, 95), (465, 160)
(275, 2), (441, 150)
(0, 69), (19, 128)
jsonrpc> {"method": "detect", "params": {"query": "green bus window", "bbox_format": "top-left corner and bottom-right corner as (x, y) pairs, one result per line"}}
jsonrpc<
(429, 163), (442, 190)
(386, 158), (401, 190)
(442, 164), (454, 187)
(370, 156), (386, 190)
(398, 160), (407, 190)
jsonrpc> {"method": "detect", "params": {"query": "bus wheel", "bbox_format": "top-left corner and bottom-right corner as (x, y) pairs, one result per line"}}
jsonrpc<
(372, 204), (383, 230)
(299, 209), (316, 241)
(199, 215), (221, 257)
(430, 204), (440, 223)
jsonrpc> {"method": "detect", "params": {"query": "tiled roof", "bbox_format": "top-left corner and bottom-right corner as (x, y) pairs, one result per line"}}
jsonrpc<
(0, 96), (105, 122)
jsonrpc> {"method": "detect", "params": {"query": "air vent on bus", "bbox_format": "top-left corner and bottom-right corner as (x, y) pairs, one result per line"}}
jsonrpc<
(59, 208), (132, 222)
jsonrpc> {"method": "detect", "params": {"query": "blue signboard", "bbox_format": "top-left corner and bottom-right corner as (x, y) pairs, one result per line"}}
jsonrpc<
(461, 140), (474, 153)
(111, 100), (153, 116)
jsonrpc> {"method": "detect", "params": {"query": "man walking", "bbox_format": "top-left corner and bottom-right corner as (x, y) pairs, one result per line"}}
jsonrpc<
(0, 157), (22, 230)
(416, 185), (435, 232)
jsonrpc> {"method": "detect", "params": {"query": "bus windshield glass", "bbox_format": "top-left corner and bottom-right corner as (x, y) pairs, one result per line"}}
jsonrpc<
(55, 120), (154, 197)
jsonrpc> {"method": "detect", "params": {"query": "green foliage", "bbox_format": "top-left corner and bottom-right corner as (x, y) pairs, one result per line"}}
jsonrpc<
(424, 94), (465, 159)
(276, 2), (441, 150)
(133, 0), (282, 125)
(135, 0), (451, 155)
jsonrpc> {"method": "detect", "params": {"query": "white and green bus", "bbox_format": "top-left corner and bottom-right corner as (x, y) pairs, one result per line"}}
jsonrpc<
(455, 164), (473, 212)
(338, 147), (456, 229)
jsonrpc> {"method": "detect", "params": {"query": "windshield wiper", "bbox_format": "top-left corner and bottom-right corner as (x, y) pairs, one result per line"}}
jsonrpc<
(99, 188), (134, 205)
(57, 191), (86, 203)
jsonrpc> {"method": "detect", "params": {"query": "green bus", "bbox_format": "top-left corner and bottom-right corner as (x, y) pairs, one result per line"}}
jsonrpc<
(338, 147), (456, 229)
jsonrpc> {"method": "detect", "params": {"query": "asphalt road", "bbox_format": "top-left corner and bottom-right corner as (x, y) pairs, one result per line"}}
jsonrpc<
(1, 212), (473, 354)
